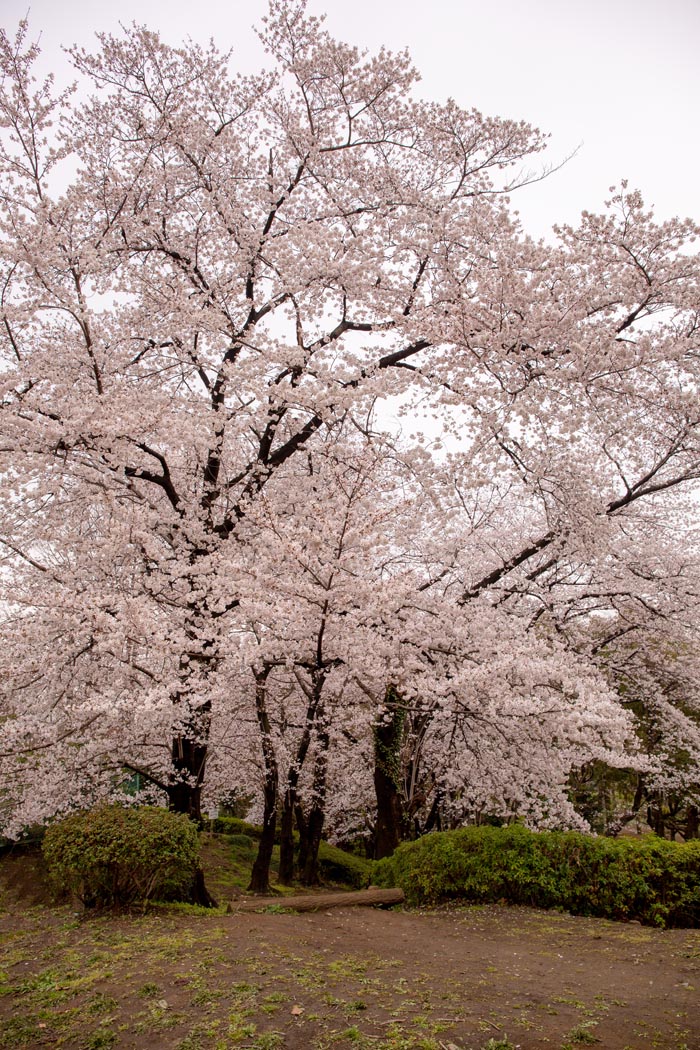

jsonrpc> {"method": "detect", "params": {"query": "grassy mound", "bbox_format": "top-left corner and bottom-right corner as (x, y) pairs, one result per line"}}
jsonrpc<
(210, 817), (372, 888)
(373, 825), (700, 927)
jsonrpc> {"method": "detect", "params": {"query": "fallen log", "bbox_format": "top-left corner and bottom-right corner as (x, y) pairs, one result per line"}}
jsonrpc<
(227, 887), (404, 913)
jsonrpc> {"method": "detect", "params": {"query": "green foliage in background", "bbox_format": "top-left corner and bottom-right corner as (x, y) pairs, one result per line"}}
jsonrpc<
(43, 804), (200, 908)
(373, 825), (700, 927)
(210, 817), (371, 887)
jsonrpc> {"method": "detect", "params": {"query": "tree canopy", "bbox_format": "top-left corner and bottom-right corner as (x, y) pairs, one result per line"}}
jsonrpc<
(1, 3), (699, 872)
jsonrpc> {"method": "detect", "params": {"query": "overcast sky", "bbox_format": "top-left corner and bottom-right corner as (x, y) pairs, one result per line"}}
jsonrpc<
(3, 0), (699, 238)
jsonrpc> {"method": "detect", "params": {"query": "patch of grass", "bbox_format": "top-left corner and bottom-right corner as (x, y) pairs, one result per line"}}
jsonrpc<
(86, 991), (118, 1015)
(226, 1010), (257, 1041)
(250, 1034), (284, 1049)
(137, 981), (160, 999)
(83, 1028), (117, 1050)
(561, 1021), (600, 1047)
(0, 1015), (41, 1048)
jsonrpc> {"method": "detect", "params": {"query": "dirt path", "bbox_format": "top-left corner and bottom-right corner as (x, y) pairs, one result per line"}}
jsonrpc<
(1, 891), (699, 1049)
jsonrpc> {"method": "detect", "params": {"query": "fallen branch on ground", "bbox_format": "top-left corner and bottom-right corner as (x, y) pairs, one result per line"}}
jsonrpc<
(227, 887), (404, 913)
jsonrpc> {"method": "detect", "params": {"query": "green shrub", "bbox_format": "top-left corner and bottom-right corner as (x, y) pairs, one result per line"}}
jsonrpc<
(373, 826), (700, 927)
(317, 842), (372, 888)
(227, 833), (256, 851)
(43, 804), (200, 908)
(211, 816), (263, 839)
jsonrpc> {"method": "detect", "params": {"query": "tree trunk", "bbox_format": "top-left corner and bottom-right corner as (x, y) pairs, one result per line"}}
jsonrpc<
(248, 666), (279, 894)
(424, 788), (443, 833)
(296, 802), (309, 875)
(248, 779), (278, 893)
(648, 802), (666, 838)
(300, 723), (329, 887)
(300, 802), (325, 886)
(188, 866), (218, 908)
(373, 686), (406, 859)
(168, 723), (217, 907)
(168, 735), (208, 823)
(278, 789), (296, 885)
(278, 678), (323, 884)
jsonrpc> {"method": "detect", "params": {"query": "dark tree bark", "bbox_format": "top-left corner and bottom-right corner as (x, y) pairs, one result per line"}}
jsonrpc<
(648, 802), (666, 839)
(300, 802), (325, 886)
(166, 702), (218, 907)
(278, 791), (296, 885)
(373, 686), (407, 860)
(168, 735), (208, 823)
(188, 866), (218, 908)
(278, 714), (315, 884)
(248, 666), (279, 893)
(248, 779), (278, 893)
(424, 788), (443, 833)
(300, 722), (330, 887)
(295, 801), (309, 875)
(279, 664), (327, 883)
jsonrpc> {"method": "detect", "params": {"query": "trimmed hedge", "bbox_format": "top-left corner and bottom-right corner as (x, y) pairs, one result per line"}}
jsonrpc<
(373, 826), (700, 927)
(43, 805), (200, 908)
(210, 817), (371, 887)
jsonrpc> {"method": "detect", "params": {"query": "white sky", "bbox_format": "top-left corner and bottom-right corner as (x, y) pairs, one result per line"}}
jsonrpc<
(3, 0), (699, 237)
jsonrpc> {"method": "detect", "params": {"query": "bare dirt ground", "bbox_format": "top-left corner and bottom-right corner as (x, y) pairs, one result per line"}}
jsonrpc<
(1, 851), (699, 1050)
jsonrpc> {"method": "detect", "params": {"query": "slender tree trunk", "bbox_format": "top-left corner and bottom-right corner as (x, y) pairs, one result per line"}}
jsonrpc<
(248, 666), (279, 894)
(300, 722), (329, 887)
(278, 789), (296, 885)
(648, 801), (666, 838)
(424, 788), (443, 833)
(295, 802), (309, 875)
(279, 669), (325, 883)
(373, 686), (406, 860)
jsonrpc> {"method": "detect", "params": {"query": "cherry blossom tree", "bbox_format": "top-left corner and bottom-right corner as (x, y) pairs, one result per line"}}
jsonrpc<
(1, 1), (700, 861)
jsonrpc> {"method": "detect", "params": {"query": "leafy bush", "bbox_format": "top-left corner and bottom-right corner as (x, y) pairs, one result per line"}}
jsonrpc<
(373, 826), (700, 927)
(211, 816), (262, 839)
(317, 842), (372, 888)
(43, 805), (200, 908)
(227, 833), (256, 850)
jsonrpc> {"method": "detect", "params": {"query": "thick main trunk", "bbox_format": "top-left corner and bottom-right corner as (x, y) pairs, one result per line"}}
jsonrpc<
(168, 736), (208, 824)
(167, 739), (217, 908)
(188, 866), (218, 908)
(248, 778), (278, 893)
(374, 766), (404, 859)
